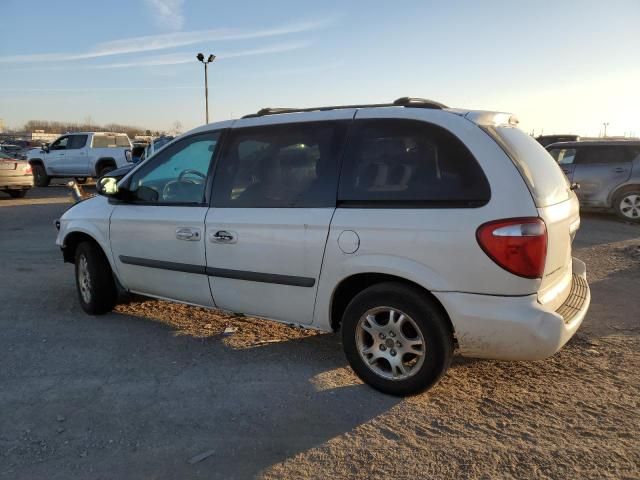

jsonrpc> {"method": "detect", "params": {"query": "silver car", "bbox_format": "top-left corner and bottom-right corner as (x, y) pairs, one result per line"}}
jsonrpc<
(547, 140), (640, 222)
(0, 151), (34, 198)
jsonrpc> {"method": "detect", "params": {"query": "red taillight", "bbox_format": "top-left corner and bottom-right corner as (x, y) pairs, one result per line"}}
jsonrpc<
(24, 165), (32, 174)
(476, 218), (547, 279)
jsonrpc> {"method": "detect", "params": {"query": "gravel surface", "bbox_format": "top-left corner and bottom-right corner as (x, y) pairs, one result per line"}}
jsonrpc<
(0, 187), (638, 479)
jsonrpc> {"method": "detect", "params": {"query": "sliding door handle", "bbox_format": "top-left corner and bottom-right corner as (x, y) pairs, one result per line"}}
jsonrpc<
(210, 230), (237, 244)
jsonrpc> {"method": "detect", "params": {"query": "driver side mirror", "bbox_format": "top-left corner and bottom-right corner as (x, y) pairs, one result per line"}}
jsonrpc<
(96, 176), (120, 196)
(42, 144), (49, 153)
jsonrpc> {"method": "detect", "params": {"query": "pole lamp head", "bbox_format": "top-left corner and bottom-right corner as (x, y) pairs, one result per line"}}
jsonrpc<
(196, 53), (205, 62)
(207, 54), (216, 63)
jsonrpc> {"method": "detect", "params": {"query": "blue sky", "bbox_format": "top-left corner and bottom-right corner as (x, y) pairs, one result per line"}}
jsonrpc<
(1, 0), (639, 136)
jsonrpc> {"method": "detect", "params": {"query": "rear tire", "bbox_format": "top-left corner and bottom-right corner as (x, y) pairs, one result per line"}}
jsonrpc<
(33, 164), (50, 187)
(341, 282), (454, 396)
(8, 190), (27, 198)
(74, 241), (117, 315)
(613, 189), (640, 223)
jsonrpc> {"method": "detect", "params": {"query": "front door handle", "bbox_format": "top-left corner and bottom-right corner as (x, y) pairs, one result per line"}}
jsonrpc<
(176, 227), (201, 241)
(612, 167), (626, 173)
(210, 230), (237, 244)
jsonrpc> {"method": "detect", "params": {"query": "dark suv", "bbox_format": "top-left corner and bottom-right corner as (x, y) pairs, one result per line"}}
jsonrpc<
(547, 140), (640, 222)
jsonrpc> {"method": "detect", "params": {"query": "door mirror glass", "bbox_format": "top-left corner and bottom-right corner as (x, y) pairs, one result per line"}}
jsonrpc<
(97, 176), (119, 196)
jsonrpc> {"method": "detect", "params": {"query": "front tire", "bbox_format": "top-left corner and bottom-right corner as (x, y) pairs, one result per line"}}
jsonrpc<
(341, 282), (454, 396)
(33, 164), (50, 187)
(74, 242), (117, 315)
(614, 190), (640, 223)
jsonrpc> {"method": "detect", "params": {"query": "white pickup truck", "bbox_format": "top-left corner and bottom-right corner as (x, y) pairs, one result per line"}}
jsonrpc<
(27, 132), (132, 186)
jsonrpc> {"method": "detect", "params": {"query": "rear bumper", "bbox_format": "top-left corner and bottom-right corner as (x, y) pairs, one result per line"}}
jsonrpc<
(0, 176), (33, 189)
(434, 257), (590, 361)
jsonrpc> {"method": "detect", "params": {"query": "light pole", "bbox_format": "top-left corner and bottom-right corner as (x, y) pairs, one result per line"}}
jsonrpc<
(197, 53), (216, 123)
(602, 122), (609, 138)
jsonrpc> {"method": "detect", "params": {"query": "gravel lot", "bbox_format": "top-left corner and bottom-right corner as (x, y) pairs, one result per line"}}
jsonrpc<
(1, 186), (638, 479)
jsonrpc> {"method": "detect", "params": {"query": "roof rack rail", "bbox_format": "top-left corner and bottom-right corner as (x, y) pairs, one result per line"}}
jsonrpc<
(392, 97), (447, 109)
(242, 97), (447, 118)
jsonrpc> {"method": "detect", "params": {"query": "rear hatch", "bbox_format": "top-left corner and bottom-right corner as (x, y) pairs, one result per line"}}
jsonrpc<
(486, 125), (579, 309)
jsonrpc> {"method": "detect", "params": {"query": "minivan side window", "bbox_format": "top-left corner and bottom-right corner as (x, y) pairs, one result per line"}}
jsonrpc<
(212, 121), (348, 208)
(338, 119), (490, 205)
(126, 132), (220, 204)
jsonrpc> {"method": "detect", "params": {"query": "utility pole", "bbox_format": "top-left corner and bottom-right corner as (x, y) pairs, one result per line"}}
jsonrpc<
(196, 53), (216, 124)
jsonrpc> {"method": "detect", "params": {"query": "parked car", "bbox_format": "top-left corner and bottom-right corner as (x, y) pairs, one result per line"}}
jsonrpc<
(547, 140), (640, 222)
(536, 134), (580, 147)
(0, 143), (28, 160)
(27, 132), (133, 187)
(55, 97), (590, 395)
(0, 151), (33, 198)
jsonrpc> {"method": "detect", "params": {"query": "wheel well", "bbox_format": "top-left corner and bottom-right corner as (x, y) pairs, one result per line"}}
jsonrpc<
(330, 273), (454, 335)
(95, 158), (116, 175)
(610, 184), (640, 205)
(28, 159), (43, 167)
(62, 232), (101, 263)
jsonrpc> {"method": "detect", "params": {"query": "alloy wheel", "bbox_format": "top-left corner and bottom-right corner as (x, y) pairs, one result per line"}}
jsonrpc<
(619, 194), (640, 219)
(78, 254), (92, 304)
(355, 307), (426, 381)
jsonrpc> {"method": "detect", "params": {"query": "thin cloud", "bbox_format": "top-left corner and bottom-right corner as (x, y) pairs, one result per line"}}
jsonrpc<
(0, 17), (337, 63)
(89, 42), (311, 69)
(145, 0), (185, 31)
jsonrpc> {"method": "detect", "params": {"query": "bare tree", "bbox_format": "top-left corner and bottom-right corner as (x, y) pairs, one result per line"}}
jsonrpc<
(22, 120), (147, 138)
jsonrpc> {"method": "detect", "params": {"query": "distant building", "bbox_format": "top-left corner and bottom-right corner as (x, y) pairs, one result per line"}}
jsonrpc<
(0, 131), (60, 143)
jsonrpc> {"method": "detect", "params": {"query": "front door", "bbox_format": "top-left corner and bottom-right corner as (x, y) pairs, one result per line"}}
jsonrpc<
(109, 131), (223, 307)
(46, 135), (69, 175)
(572, 146), (633, 206)
(205, 117), (350, 324)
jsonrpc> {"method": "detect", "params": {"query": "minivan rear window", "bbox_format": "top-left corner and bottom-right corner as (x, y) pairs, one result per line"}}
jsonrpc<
(338, 119), (490, 206)
(487, 126), (570, 207)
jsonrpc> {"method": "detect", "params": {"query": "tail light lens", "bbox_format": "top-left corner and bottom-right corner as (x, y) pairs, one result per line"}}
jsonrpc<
(476, 218), (547, 279)
(24, 165), (32, 174)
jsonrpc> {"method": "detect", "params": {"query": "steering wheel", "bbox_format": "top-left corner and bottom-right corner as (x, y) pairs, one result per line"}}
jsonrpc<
(178, 169), (207, 182)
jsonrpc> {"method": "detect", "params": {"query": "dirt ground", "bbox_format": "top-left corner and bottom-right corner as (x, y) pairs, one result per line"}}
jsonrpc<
(0, 186), (638, 479)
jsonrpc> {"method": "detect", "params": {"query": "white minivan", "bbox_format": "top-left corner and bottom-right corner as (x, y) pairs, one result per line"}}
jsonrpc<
(56, 98), (590, 395)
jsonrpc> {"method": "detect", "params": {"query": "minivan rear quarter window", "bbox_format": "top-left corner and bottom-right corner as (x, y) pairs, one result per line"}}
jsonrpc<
(488, 126), (570, 207)
(338, 119), (490, 206)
